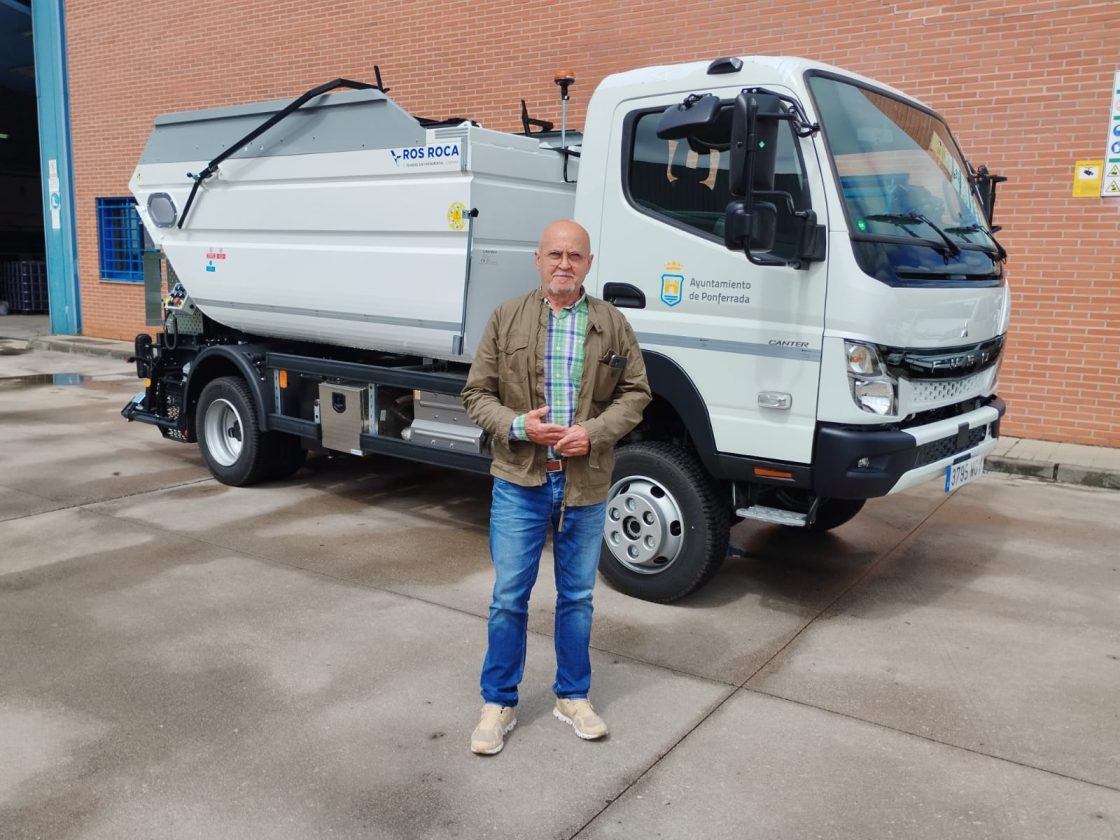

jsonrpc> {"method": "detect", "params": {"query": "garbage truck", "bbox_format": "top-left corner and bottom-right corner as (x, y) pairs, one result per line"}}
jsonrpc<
(122, 55), (1009, 602)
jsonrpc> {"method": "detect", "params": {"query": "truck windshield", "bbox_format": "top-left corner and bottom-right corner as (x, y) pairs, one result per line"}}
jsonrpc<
(807, 74), (996, 259)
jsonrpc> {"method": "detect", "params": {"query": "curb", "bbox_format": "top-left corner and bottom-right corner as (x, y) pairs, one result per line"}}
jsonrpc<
(986, 456), (1120, 491)
(27, 335), (134, 361)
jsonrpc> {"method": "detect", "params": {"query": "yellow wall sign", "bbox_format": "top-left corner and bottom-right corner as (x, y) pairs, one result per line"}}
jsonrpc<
(1073, 160), (1104, 197)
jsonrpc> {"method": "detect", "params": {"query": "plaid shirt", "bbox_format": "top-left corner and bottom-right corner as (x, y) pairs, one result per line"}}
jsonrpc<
(510, 292), (588, 452)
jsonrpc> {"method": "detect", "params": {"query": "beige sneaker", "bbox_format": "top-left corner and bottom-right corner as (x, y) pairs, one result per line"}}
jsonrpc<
(470, 703), (516, 755)
(553, 698), (609, 740)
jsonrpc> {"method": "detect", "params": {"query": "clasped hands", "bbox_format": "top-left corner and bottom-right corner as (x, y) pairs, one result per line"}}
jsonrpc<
(523, 406), (589, 457)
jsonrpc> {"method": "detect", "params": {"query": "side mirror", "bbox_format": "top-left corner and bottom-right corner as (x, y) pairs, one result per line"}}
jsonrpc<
(725, 202), (825, 268)
(724, 200), (779, 259)
(729, 91), (782, 197)
(972, 164), (1007, 231)
(725, 88), (825, 268)
(795, 210), (827, 264)
(656, 93), (722, 140)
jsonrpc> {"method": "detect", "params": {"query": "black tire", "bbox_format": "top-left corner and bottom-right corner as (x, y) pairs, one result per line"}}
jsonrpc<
(196, 376), (268, 486)
(772, 489), (866, 532)
(264, 432), (307, 480)
(599, 441), (729, 603)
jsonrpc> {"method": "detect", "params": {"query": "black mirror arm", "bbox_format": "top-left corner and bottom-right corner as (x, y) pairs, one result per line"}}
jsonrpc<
(739, 87), (820, 137)
(967, 162), (1007, 227)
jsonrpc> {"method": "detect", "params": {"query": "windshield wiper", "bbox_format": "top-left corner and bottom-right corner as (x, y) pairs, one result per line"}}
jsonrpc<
(863, 213), (962, 258)
(944, 223), (1008, 261)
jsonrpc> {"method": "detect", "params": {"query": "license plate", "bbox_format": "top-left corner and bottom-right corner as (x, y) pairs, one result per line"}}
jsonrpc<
(131, 390), (146, 405)
(945, 455), (984, 493)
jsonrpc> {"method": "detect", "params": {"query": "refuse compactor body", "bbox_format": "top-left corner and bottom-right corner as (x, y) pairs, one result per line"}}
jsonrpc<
(129, 87), (576, 362)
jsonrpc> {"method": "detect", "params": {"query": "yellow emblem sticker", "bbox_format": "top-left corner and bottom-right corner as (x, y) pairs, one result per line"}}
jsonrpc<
(660, 261), (683, 307)
(447, 201), (466, 231)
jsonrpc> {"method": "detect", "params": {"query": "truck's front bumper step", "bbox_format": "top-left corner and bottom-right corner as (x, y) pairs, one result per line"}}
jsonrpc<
(121, 399), (181, 430)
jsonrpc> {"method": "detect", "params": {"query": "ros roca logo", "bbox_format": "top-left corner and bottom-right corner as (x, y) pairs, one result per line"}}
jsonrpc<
(389, 144), (461, 166)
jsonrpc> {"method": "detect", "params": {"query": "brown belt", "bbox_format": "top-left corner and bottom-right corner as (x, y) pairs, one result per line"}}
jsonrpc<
(545, 458), (565, 473)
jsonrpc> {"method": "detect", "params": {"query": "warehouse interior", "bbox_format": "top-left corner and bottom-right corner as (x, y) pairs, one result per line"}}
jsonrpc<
(0, 0), (46, 314)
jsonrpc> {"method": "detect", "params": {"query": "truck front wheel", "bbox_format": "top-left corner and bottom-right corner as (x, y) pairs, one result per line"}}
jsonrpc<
(196, 376), (268, 486)
(599, 442), (729, 603)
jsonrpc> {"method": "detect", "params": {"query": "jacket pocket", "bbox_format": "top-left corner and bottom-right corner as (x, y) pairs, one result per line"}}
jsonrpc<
(499, 333), (532, 411)
(492, 429), (534, 471)
(591, 358), (624, 402)
(499, 333), (530, 380)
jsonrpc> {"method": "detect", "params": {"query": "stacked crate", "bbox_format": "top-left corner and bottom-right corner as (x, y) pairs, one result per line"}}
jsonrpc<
(2, 260), (49, 313)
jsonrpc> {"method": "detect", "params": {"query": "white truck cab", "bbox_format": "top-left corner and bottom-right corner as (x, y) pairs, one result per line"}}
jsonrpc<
(124, 56), (1007, 602)
(573, 57), (1006, 598)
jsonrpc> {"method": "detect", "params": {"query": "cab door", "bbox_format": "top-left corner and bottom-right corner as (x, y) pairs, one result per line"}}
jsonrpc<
(590, 89), (830, 465)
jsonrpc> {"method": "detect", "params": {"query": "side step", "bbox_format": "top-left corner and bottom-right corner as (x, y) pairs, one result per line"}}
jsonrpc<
(735, 505), (809, 527)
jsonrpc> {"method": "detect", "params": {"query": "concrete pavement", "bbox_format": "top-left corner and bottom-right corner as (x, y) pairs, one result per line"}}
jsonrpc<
(1, 334), (1118, 838)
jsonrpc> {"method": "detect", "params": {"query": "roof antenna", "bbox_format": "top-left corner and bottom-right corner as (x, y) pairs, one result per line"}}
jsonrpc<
(554, 71), (575, 148)
(373, 65), (390, 94)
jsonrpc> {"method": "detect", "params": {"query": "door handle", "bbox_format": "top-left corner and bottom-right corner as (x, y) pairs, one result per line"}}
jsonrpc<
(602, 282), (646, 309)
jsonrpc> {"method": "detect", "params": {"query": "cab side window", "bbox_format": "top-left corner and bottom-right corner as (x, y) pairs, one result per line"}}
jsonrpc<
(626, 106), (812, 261)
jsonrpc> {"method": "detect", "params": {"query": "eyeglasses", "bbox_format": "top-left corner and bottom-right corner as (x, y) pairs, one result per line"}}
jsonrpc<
(542, 250), (587, 265)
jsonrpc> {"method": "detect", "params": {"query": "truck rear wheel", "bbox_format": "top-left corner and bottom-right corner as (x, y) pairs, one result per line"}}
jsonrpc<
(196, 376), (268, 486)
(599, 442), (729, 603)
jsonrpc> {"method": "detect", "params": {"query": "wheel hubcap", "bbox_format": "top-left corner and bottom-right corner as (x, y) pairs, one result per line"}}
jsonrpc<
(604, 475), (684, 575)
(204, 398), (243, 467)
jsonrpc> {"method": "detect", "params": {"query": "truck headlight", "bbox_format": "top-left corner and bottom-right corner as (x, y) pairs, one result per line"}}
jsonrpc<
(850, 378), (896, 415)
(845, 341), (896, 415)
(845, 340), (884, 375)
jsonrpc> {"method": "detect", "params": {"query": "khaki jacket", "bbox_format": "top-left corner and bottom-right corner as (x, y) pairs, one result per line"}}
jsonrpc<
(462, 289), (651, 506)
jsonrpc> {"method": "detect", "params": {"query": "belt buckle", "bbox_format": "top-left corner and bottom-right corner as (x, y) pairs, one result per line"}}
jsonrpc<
(545, 458), (564, 473)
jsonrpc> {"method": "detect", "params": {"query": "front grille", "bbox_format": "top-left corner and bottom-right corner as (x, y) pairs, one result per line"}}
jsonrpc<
(914, 425), (989, 467)
(883, 336), (1003, 380)
(910, 370), (988, 406)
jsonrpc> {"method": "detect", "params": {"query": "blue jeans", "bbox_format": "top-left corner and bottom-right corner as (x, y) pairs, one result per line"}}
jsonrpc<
(480, 474), (606, 707)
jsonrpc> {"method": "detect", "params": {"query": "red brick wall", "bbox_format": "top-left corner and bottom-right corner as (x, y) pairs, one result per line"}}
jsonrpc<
(66, 0), (1120, 445)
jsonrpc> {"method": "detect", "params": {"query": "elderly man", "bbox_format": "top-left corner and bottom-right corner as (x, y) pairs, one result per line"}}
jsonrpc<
(462, 219), (651, 755)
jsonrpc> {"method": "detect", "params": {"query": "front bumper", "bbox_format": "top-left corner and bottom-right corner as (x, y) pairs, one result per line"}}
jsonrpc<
(814, 397), (1006, 499)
